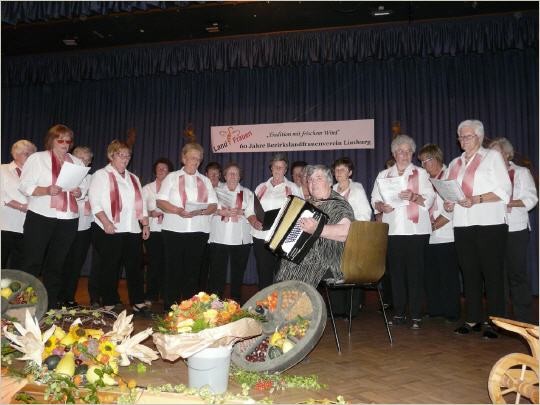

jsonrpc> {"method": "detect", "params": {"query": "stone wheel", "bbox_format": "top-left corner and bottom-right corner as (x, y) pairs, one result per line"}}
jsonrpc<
(488, 352), (539, 404)
(232, 280), (326, 373)
(1, 269), (48, 322)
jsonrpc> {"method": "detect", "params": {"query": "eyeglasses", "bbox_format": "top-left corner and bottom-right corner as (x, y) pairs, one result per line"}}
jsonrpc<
(115, 153), (131, 159)
(420, 157), (433, 165)
(56, 139), (73, 144)
(457, 134), (476, 142)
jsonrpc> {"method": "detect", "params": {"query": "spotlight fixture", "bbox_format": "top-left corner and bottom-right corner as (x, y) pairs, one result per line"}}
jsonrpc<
(205, 22), (220, 33)
(371, 5), (392, 17)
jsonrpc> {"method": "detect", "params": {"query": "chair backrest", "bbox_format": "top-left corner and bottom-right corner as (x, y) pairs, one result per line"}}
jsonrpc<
(340, 221), (389, 284)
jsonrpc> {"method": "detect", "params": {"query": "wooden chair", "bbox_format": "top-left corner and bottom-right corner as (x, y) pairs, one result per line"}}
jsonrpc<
(324, 220), (393, 353)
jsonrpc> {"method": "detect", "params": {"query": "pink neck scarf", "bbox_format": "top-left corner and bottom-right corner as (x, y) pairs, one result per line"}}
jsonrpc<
(406, 169), (420, 224)
(507, 168), (515, 212)
(108, 171), (143, 224)
(448, 153), (482, 197)
(50, 151), (78, 213)
(178, 174), (208, 207)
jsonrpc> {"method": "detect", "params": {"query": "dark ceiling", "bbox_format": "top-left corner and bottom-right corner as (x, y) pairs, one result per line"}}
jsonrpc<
(2, 1), (538, 56)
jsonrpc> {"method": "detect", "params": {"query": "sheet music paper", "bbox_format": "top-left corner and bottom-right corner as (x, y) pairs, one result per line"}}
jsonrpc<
(215, 188), (237, 208)
(376, 176), (409, 208)
(184, 201), (209, 212)
(55, 162), (90, 190)
(429, 178), (465, 202)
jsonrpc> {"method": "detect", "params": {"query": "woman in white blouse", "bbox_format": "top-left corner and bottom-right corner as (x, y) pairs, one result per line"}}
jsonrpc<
(1, 139), (37, 269)
(417, 144), (460, 322)
(246, 153), (302, 290)
(207, 163), (254, 302)
(331, 157), (372, 318)
(89, 140), (150, 316)
(371, 135), (435, 330)
(443, 120), (512, 339)
(59, 146), (94, 307)
(19, 125), (87, 309)
(488, 137), (538, 323)
(142, 157), (174, 306)
(156, 143), (218, 309)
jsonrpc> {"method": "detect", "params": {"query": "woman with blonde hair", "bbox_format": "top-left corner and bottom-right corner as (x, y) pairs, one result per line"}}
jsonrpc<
(89, 140), (150, 316)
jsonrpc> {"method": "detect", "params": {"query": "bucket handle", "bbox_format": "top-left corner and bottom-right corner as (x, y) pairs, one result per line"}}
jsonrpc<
(187, 363), (218, 372)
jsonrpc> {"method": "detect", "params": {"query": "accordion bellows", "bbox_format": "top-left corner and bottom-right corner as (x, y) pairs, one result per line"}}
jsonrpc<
(265, 196), (329, 264)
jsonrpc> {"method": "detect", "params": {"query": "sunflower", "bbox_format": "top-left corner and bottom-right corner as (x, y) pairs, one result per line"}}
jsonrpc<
(98, 340), (118, 358)
(42, 335), (58, 358)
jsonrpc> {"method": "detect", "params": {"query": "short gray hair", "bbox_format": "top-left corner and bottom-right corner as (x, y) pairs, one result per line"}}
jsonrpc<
(11, 139), (37, 156)
(306, 164), (333, 185)
(488, 137), (514, 160)
(269, 152), (288, 170)
(391, 134), (416, 154)
(72, 146), (93, 159)
(457, 119), (484, 143)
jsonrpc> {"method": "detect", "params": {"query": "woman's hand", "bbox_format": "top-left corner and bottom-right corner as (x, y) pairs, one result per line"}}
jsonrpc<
(399, 189), (414, 201)
(177, 206), (194, 218)
(375, 201), (394, 214)
(299, 217), (318, 234)
(443, 201), (455, 212)
(457, 197), (473, 208)
(248, 215), (263, 231)
(48, 185), (62, 196)
(142, 225), (150, 240)
(69, 187), (82, 198)
(103, 221), (116, 234)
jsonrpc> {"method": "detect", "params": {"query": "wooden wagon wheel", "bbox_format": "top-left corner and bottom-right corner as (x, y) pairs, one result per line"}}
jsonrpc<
(488, 352), (539, 404)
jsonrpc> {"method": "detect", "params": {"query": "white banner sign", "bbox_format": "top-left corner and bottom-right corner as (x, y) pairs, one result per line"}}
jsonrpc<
(210, 119), (374, 153)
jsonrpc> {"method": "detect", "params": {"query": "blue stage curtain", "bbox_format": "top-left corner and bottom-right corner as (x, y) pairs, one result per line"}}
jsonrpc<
(2, 15), (538, 291)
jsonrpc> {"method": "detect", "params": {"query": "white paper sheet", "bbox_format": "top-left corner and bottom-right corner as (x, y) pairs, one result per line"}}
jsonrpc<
(376, 176), (409, 208)
(184, 201), (209, 212)
(55, 162), (90, 190)
(429, 178), (465, 202)
(215, 188), (237, 208)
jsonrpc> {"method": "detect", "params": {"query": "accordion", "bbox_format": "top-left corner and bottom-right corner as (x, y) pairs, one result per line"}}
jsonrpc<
(264, 196), (329, 264)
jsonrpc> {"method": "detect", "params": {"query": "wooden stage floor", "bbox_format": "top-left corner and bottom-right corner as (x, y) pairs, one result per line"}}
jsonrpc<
(74, 278), (538, 404)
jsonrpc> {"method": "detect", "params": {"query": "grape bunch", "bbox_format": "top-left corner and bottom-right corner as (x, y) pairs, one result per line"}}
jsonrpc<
(10, 286), (37, 305)
(245, 338), (269, 362)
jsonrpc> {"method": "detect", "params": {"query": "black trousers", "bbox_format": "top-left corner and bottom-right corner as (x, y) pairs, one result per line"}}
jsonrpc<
(91, 223), (144, 306)
(162, 230), (209, 309)
(22, 210), (78, 309)
(143, 231), (165, 301)
(387, 234), (429, 319)
(505, 229), (533, 322)
(59, 228), (92, 303)
(252, 237), (280, 290)
(424, 242), (461, 319)
(454, 224), (507, 323)
(1, 230), (24, 269)
(207, 243), (251, 302)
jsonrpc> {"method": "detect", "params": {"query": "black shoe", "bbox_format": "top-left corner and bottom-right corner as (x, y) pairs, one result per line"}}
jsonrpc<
(410, 319), (422, 330)
(454, 322), (482, 335)
(482, 324), (498, 339)
(132, 304), (152, 318)
(389, 316), (407, 326)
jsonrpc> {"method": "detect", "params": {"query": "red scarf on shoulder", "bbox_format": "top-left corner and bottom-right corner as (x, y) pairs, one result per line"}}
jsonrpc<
(50, 151), (78, 213)
(108, 171), (143, 223)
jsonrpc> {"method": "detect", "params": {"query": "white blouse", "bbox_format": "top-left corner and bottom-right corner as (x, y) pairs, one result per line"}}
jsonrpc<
(245, 177), (302, 240)
(19, 151), (87, 220)
(208, 184), (254, 245)
(1, 161), (28, 233)
(443, 147), (511, 227)
(76, 173), (93, 232)
(506, 161), (538, 232)
(371, 163), (435, 236)
(142, 180), (164, 233)
(429, 166), (454, 244)
(333, 181), (372, 221)
(156, 168), (218, 234)
(89, 164), (147, 234)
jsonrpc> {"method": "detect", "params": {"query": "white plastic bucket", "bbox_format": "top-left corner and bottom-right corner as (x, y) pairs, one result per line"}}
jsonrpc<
(187, 345), (232, 393)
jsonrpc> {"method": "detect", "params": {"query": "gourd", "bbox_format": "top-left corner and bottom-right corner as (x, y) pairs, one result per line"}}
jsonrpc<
(268, 346), (282, 359)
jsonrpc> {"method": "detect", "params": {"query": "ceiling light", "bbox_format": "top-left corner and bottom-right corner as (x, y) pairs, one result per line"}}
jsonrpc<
(62, 38), (78, 46)
(371, 5), (392, 17)
(205, 22), (220, 33)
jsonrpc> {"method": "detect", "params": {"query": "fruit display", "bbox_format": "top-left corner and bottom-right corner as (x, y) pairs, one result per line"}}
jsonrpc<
(1, 278), (37, 305)
(1, 269), (48, 322)
(232, 280), (326, 373)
